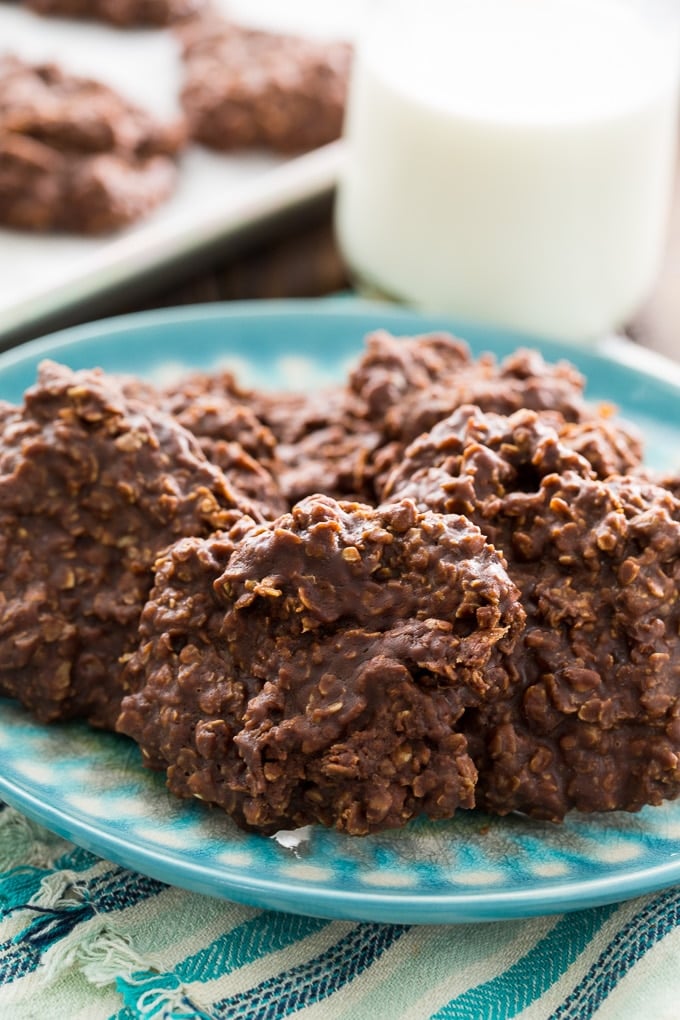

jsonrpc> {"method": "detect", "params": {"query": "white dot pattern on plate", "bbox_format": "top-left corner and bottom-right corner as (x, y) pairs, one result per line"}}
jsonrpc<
(281, 864), (335, 883)
(12, 761), (55, 784)
(149, 360), (192, 387)
(64, 793), (111, 816)
(133, 826), (201, 850)
(274, 355), (333, 389)
(216, 850), (255, 869)
(213, 355), (257, 384)
(654, 819), (680, 840)
(529, 861), (571, 878)
(109, 798), (153, 819)
(592, 842), (643, 863)
(359, 871), (417, 888)
(2, 681), (680, 918)
(451, 869), (505, 887)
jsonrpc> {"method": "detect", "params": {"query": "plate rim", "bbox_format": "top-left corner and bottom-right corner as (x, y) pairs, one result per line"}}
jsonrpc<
(2, 298), (680, 924)
(3, 761), (680, 924)
(3, 296), (680, 396)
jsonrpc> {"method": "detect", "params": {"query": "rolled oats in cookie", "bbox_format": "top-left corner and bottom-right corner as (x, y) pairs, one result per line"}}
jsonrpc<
(0, 57), (184, 234)
(246, 387), (380, 505)
(641, 470), (680, 503)
(468, 474), (680, 821)
(381, 404), (642, 534)
(349, 329), (473, 424)
(179, 19), (352, 153)
(551, 417), (643, 479)
(190, 440), (286, 521)
(117, 528), (254, 781)
(348, 330), (614, 494)
(350, 332), (590, 445)
(381, 403), (680, 820)
(118, 371), (286, 520)
(23, 0), (206, 26)
(162, 371), (278, 471)
(119, 495), (525, 835)
(0, 361), (255, 731)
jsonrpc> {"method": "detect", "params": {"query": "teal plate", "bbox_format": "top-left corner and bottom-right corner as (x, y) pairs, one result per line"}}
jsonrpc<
(1, 298), (680, 925)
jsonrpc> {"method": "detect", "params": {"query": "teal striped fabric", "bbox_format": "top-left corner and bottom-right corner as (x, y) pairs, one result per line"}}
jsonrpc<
(1, 805), (679, 1019)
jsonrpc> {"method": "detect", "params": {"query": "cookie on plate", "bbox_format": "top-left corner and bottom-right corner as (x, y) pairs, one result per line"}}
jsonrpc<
(0, 360), (257, 730)
(383, 405), (680, 821)
(0, 57), (185, 233)
(118, 495), (525, 835)
(119, 370), (287, 520)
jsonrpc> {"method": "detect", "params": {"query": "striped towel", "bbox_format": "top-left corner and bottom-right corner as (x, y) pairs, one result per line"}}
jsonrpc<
(0, 805), (679, 1019)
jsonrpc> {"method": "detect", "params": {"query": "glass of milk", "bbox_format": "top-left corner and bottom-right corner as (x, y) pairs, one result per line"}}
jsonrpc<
(335, 0), (680, 341)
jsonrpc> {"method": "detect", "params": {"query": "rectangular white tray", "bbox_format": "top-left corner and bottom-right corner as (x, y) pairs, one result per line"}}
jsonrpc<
(0, 0), (365, 343)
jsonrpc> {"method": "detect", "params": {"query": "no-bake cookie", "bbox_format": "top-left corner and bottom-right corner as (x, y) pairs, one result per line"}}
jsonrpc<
(23, 0), (206, 26)
(179, 19), (352, 153)
(118, 496), (525, 835)
(0, 361), (257, 730)
(120, 370), (287, 520)
(383, 405), (680, 819)
(2, 327), (678, 838)
(0, 57), (184, 233)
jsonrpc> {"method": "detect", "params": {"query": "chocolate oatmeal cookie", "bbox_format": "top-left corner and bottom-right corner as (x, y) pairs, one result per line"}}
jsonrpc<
(383, 406), (680, 820)
(118, 496), (525, 835)
(117, 527), (252, 774)
(179, 19), (352, 153)
(24, 0), (205, 26)
(121, 366), (375, 512)
(0, 57), (184, 233)
(555, 417), (643, 478)
(120, 371), (286, 519)
(381, 404), (642, 528)
(0, 361), (255, 730)
(470, 474), (680, 821)
(349, 331), (591, 446)
(640, 470), (680, 503)
(162, 370), (277, 469)
(246, 386), (380, 504)
(346, 329), (619, 495)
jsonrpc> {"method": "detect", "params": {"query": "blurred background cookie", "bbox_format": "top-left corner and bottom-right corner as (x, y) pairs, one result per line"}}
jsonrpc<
(22, 0), (206, 28)
(179, 18), (352, 153)
(0, 55), (186, 232)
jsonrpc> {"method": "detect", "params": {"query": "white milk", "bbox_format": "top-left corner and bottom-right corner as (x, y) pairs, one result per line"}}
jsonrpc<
(335, 0), (680, 340)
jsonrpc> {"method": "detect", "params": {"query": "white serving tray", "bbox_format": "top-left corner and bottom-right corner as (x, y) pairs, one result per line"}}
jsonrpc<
(0, 0), (366, 343)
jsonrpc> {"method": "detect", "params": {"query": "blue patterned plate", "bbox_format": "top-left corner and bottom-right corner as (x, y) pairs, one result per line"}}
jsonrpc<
(1, 299), (680, 925)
